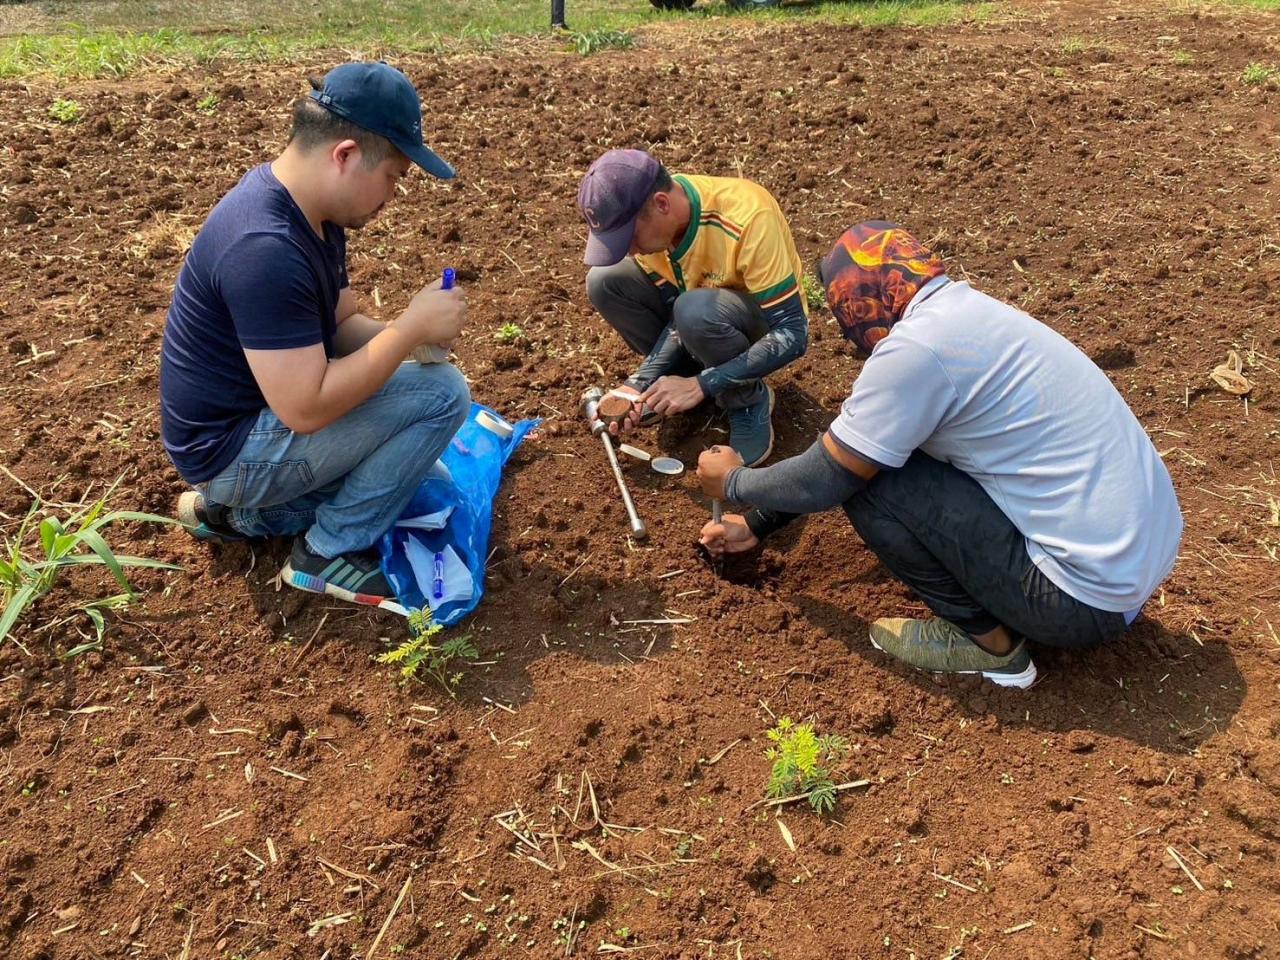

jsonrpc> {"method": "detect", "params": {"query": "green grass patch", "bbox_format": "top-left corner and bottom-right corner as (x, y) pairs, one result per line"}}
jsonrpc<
(1240, 61), (1276, 85)
(47, 96), (82, 121)
(0, 0), (995, 78)
(569, 27), (635, 54)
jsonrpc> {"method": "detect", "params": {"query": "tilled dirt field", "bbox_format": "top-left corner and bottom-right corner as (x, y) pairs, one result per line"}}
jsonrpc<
(2, 1), (1280, 957)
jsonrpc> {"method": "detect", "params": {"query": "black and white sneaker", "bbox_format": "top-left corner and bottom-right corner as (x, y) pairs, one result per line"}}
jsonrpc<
(280, 536), (406, 614)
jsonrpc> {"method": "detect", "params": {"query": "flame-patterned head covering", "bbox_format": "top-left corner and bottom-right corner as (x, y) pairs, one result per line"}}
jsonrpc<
(818, 220), (947, 357)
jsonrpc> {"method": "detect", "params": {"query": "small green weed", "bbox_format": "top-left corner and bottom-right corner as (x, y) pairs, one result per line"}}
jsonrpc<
(495, 322), (524, 344)
(195, 92), (218, 114)
(48, 98), (82, 122)
(377, 607), (477, 693)
(1061, 36), (1086, 55)
(1241, 62), (1276, 86)
(0, 489), (180, 654)
(1171, 49), (1194, 66)
(764, 716), (849, 814)
(570, 29), (634, 55)
(801, 273), (825, 312)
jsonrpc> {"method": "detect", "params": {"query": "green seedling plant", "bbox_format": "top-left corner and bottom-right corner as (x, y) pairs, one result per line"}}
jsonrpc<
(495, 322), (524, 344)
(570, 29), (634, 55)
(0, 491), (180, 654)
(195, 93), (218, 114)
(377, 607), (477, 693)
(764, 716), (849, 814)
(48, 98), (82, 122)
(1241, 62), (1276, 86)
(801, 273), (826, 312)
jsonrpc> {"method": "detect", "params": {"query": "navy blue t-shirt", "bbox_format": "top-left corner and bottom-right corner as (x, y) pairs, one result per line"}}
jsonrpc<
(160, 164), (347, 483)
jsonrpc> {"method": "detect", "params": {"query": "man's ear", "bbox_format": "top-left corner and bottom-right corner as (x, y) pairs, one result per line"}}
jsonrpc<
(651, 191), (671, 216)
(331, 138), (361, 172)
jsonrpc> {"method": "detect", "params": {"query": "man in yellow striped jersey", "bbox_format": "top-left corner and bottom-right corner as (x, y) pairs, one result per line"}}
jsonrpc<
(578, 149), (809, 465)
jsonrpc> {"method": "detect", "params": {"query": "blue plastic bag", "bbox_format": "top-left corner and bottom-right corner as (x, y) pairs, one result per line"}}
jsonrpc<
(379, 403), (538, 626)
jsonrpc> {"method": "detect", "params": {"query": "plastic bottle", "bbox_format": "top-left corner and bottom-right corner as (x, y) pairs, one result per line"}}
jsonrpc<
(412, 268), (456, 365)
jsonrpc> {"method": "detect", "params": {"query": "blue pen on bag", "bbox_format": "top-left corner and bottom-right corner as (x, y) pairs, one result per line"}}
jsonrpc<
(432, 551), (445, 600)
(441, 267), (456, 290)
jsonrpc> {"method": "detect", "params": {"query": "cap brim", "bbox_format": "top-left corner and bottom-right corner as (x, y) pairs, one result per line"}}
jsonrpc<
(401, 141), (456, 180)
(583, 219), (636, 267)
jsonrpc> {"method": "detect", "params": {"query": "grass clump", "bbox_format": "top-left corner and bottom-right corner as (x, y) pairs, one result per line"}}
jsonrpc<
(195, 92), (218, 114)
(0, 489), (179, 656)
(569, 28), (634, 55)
(1171, 49), (1193, 66)
(802, 273), (826, 312)
(764, 716), (849, 814)
(48, 97), (82, 122)
(377, 607), (477, 693)
(1241, 62), (1276, 86)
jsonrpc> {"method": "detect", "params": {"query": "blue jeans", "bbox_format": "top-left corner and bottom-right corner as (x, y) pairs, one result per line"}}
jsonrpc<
(200, 362), (470, 557)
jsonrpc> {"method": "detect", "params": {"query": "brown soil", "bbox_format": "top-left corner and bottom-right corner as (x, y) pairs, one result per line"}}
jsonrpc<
(2, 1), (1280, 958)
(597, 393), (637, 427)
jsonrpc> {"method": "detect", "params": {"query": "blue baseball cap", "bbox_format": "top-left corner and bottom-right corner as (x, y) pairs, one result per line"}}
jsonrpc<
(310, 61), (455, 179)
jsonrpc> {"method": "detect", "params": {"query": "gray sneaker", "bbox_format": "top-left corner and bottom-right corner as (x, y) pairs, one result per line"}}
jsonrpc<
(727, 385), (775, 467)
(868, 617), (1038, 689)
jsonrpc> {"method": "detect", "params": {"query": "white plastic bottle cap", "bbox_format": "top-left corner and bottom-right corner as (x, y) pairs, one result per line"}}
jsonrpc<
(476, 410), (514, 439)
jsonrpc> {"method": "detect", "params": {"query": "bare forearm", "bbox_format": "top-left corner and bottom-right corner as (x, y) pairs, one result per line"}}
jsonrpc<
(297, 326), (417, 432)
(333, 312), (387, 355)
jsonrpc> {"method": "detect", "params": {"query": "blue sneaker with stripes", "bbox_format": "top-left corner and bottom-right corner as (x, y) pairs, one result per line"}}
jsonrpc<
(281, 536), (405, 613)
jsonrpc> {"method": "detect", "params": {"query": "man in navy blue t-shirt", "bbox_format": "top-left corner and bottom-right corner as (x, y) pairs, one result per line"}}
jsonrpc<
(161, 62), (470, 610)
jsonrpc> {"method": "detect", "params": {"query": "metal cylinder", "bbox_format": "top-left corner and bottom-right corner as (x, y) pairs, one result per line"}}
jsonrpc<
(581, 386), (646, 539)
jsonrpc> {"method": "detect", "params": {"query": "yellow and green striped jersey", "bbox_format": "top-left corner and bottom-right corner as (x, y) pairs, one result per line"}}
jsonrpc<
(635, 174), (809, 317)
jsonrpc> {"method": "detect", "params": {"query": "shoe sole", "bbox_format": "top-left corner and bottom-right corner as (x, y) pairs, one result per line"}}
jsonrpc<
(740, 386), (776, 468)
(868, 634), (1038, 689)
(281, 561), (408, 616)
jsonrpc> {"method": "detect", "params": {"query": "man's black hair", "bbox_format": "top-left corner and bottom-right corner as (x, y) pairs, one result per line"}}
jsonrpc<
(288, 77), (399, 168)
(649, 163), (674, 199)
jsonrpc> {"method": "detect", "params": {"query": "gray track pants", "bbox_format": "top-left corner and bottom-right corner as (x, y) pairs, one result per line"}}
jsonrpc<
(586, 257), (768, 410)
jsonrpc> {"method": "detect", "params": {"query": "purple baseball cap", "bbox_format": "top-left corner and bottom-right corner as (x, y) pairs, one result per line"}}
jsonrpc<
(577, 149), (661, 266)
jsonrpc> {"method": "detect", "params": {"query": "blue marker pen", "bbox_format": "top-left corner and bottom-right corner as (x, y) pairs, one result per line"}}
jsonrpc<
(432, 551), (445, 601)
(412, 268), (458, 365)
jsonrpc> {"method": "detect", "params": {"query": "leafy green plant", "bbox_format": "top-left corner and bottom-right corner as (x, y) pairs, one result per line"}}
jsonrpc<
(48, 98), (82, 122)
(764, 716), (849, 814)
(1241, 62), (1276, 86)
(0, 492), (180, 653)
(495, 322), (523, 344)
(377, 607), (477, 693)
(570, 29), (634, 55)
(801, 273), (826, 312)
(1171, 49), (1193, 67)
(195, 92), (218, 114)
